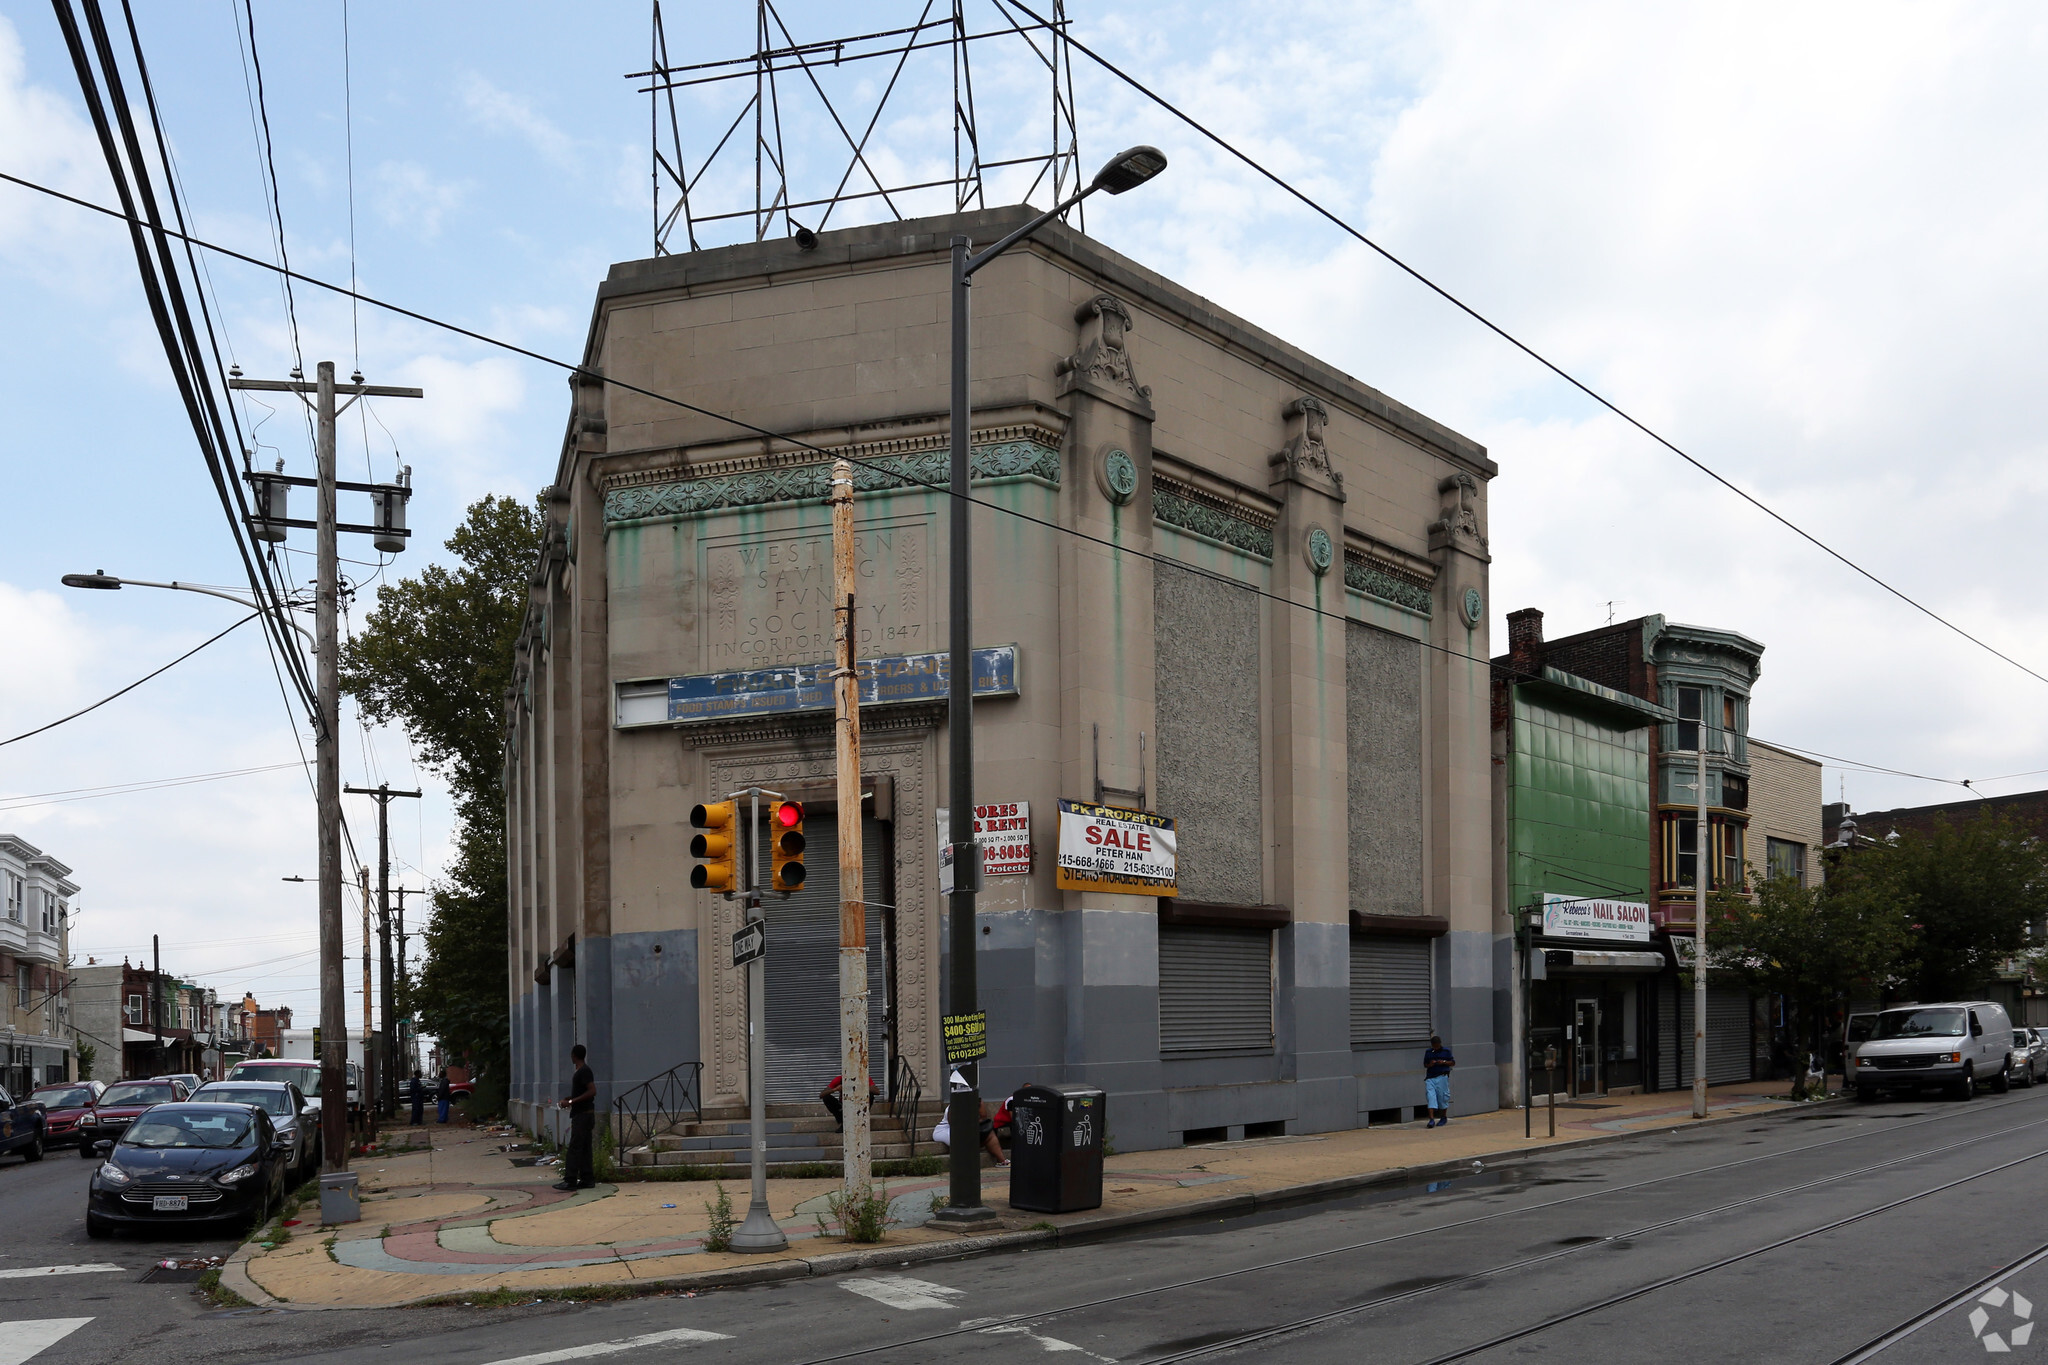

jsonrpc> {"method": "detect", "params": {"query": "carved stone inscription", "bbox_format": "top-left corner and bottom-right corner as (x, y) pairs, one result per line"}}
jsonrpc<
(703, 519), (930, 668)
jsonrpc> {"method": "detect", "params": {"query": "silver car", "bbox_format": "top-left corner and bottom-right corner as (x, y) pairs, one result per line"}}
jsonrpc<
(190, 1080), (316, 1181)
(2010, 1028), (2048, 1087)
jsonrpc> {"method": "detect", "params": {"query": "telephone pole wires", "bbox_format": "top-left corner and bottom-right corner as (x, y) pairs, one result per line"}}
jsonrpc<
(229, 361), (420, 1180)
(348, 781), (422, 1121)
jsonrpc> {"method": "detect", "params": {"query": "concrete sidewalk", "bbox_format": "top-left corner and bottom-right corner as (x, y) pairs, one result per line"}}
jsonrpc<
(223, 1081), (1829, 1310)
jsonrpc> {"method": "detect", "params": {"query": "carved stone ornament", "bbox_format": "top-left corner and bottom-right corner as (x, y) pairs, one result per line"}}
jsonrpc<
(1057, 295), (1153, 406)
(1304, 525), (1335, 577)
(1097, 446), (1139, 506)
(1430, 472), (1489, 553)
(1269, 396), (1345, 498)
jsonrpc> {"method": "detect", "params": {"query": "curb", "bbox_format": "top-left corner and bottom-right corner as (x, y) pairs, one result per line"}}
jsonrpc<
(225, 1091), (1845, 1311)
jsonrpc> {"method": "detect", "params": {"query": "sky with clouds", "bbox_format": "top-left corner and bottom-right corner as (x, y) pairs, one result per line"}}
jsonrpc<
(2, 2), (2045, 1033)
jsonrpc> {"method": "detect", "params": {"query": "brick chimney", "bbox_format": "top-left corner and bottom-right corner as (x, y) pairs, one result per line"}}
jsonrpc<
(1506, 607), (1545, 674)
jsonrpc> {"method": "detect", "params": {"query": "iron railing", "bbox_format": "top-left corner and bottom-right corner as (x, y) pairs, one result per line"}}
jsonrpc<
(611, 1059), (703, 1149)
(890, 1055), (922, 1148)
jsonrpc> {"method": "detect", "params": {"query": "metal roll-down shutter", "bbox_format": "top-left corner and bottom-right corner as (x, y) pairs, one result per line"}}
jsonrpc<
(1159, 925), (1274, 1054)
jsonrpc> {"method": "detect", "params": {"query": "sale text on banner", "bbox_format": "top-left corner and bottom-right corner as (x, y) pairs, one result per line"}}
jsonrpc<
(1542, 893), (1652, 943)
(1056, 799), (1177, 896)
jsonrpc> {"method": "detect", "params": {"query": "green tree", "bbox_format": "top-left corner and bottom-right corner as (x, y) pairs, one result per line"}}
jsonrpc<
(341, 493), (542, 1100)
(1841, 810), (2048, 1002)
(1707, 873), (1911, 1096)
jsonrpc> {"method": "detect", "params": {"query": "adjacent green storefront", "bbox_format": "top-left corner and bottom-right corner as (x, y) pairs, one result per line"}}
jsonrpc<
(1504, 670), (1665, 1094)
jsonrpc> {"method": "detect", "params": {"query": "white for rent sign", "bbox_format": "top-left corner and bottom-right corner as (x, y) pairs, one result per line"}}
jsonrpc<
(1542, 893), (1651, 943)
(1055, 799), (1178, 896)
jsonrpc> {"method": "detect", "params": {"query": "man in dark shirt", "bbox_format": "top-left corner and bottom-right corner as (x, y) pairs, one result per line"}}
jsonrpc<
(556, 1043), (597, 1191)
(1423, 1035), (1456, 1128)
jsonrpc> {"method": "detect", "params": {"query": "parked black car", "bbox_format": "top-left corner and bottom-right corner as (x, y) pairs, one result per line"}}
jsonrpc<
(86, 1103), (288, 1238)
(0, 1083), (47, 1164)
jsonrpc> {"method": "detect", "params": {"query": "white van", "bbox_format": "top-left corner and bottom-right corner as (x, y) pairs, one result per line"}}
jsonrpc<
(1853, 1001), (2014, 1101)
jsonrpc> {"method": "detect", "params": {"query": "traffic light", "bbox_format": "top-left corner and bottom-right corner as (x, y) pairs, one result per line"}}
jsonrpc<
(770, 800), (806, 892)
(690, 800), (738, 893)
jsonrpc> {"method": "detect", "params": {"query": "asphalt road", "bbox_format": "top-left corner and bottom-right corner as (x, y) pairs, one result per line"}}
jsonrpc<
(8, 1088), (2048, 1365)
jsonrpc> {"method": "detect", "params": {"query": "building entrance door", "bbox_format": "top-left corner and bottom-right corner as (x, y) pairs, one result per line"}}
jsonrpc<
(759, 812), (893, 1103)
(1573, 999), (1603, 1097)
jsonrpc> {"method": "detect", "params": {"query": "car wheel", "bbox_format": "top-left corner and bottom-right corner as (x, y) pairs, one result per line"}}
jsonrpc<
(1992, 1065), (2011, 1095)
(85, 1213), (111, 1240)
(79, 1139), (98, 1160)
(1857, 1084), (1879, 1103)
(23, 1133), (44, 1162)
(1954, 1067), (1976, 1101)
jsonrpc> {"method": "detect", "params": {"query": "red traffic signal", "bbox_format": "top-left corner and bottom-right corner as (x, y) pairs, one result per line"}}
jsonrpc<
(770, 800), (806, 892)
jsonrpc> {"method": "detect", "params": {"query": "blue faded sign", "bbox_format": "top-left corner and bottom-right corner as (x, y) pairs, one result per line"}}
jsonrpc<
(667, 645), (1018, 723)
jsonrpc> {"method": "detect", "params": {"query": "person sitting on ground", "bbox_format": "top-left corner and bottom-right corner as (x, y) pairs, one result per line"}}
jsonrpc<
(817, 1073), (882, 1133)
(932, 1082), (1009, 1167)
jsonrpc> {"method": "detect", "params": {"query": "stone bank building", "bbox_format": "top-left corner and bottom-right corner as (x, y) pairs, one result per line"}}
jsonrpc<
(505, 208), (1498, 1150)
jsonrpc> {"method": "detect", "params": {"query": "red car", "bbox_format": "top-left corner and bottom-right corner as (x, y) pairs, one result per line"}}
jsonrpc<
(78, 1079), (187, 1158)
(29, 1081), (103, 1149)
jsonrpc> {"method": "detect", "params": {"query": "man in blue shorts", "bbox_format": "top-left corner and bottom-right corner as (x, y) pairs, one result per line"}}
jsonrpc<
(1423, 1035), (1456, 1127)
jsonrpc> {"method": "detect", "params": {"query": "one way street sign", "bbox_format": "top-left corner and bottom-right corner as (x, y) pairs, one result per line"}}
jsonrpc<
(732, 920), (765, 968)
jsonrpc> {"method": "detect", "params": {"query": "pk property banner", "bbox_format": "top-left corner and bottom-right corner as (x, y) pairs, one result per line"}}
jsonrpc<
(1542, 893), (1651, 943)
(1056, 799), (1177, 896)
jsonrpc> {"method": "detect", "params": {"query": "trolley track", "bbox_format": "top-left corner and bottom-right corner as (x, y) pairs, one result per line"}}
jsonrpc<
(781, 1092), (2048, 1365)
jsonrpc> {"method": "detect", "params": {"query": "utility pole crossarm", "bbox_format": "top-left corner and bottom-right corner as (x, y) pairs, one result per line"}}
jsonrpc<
(229, 378), (424, 398)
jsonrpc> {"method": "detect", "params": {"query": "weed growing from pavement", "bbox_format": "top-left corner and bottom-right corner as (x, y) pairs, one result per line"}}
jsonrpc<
(702, 1183), (736, 1253)
(195, 1267), (252, 1309)
(821, 1184), (892, 1243)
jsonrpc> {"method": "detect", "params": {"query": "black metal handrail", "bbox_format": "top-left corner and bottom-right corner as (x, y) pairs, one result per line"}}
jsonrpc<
(889, 1055), (922, 1147)
(611, 1059), (703, 1149)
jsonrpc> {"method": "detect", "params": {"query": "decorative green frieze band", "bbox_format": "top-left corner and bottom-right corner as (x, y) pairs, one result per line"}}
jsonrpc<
(604, 438), (1060, 524)
(1345, 558), (1434, 616)
(1152, 488), (1275, 560)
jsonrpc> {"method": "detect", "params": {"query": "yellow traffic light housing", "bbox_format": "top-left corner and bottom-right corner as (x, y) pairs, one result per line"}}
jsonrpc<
(690, 800), (738, 893)
(770, 800), (807, 892)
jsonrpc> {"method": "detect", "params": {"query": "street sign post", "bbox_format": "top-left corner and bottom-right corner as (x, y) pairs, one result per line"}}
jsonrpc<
(731, 920), (765, 969)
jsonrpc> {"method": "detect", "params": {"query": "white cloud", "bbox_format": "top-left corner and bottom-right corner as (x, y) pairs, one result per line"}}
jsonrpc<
(373, 159), (469, 238)
(460, 71), (579, 170)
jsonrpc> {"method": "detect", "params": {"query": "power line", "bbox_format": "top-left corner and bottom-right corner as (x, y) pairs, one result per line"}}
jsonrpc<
(5, 167), (2037, 800)
(1002, 1), (2048, 693)
(0, 610), (260, 749)
(0, 760), (305, 812)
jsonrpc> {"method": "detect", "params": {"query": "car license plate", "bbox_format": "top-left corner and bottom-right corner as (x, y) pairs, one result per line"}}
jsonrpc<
(152, 1195), (188, 1212)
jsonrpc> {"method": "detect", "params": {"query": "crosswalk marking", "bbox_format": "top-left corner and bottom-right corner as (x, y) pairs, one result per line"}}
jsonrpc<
(0, 1319), (93, 1365)
(842, 1276), (967, 1311)
(0, 1265), (122, 1280)
(479, 1327), (731, 1364)
(966, 1317), (1117, 1361)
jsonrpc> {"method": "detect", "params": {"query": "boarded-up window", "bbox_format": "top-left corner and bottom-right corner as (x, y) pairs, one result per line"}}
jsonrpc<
(1350, 936), (1433, 1045)
(1159, 925), (1273, 1054)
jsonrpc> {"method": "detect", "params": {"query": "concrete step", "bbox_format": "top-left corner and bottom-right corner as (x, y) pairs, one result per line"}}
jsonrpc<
(649, 1123), (922, 1154)
(623, 1139), (946, 1171)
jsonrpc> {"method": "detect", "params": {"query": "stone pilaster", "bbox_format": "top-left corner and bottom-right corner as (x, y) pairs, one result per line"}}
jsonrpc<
(1427, 471), (1499, 1106)
(1265, 396), (1353, 1133)
(1050, 294), (1167, 1146)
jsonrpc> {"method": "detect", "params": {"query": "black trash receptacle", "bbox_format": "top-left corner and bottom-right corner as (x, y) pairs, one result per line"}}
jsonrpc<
(1007, 1083), (1106, 1213)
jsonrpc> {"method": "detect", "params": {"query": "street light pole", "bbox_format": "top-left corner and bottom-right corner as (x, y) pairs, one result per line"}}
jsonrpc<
(1694, 739), (1709, 1120)
(934, 146), (1166, 1226)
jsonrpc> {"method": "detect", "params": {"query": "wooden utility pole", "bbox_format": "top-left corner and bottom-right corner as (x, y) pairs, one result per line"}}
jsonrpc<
(348, 782), (422, 1120)
(360, 865), (374, 1144)
(829, 459), (871, 1200)
(229, 362), (421, 1181)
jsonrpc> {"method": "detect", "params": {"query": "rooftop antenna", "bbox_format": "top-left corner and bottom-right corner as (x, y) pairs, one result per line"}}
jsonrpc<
(634, 0), (1083, 255)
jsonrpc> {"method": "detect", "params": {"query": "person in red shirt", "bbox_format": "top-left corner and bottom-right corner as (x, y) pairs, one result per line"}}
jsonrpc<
(818, 1073), (880, 1132)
